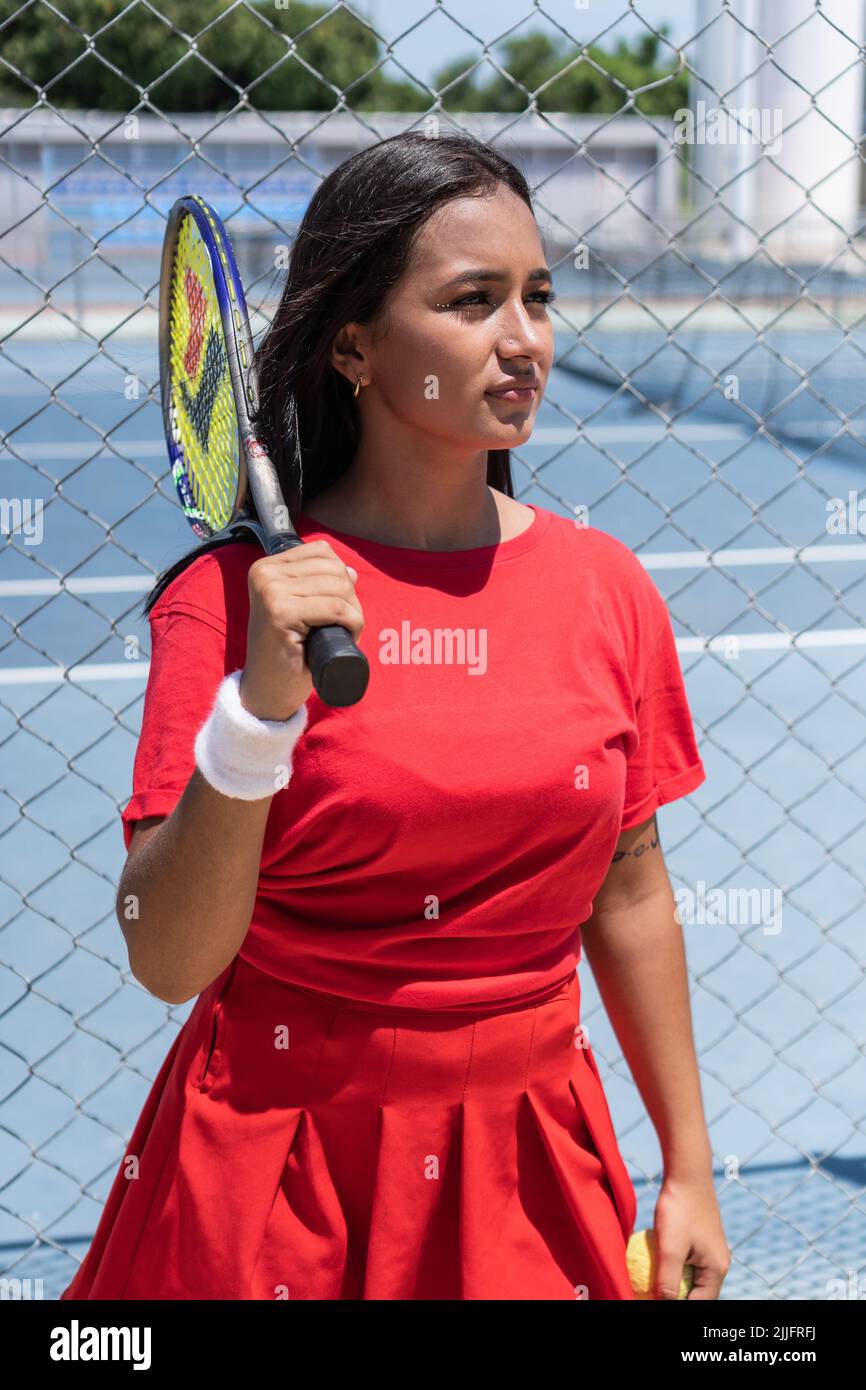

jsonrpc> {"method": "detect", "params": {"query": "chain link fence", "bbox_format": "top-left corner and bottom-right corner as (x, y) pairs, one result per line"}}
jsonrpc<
(1, 0), (865, 1301)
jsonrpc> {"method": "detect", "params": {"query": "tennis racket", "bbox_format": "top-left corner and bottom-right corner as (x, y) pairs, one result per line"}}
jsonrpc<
(158, 193), (370, 708)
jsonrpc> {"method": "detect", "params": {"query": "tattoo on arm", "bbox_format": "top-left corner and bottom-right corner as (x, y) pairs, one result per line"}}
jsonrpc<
(611, 825), (660, 862)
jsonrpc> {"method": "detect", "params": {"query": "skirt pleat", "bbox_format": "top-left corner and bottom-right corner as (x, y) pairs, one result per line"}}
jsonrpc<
(61, 955), (637, 1301)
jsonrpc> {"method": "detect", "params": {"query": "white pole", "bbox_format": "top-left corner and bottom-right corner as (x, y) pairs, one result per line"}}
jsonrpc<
(691, 0), (751, 252)
(754, 0), (865, 261)
(690, 0), (865, 262)
(731, 0), (761, 260)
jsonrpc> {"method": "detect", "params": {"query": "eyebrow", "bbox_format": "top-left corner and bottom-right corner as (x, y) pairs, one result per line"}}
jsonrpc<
(438, 266), (552, 290)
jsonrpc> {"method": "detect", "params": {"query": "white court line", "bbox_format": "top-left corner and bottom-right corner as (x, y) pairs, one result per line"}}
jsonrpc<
(532, 425), (751, 443)
(2, 628), (866, 685)
(0, 661), (152, 684)
(535, 422), (866, 443)
(641, 544), (866, 568)
(2, 541), (865, 600)
(6, 429), (752, 455)
(2, 440), (167, 458)
(3, 420), (858, 457)
(679, 630), (866, 652)
(0, 576), (155, 596)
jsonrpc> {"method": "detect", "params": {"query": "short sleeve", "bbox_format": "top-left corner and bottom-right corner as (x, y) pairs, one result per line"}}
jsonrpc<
(619, 591), (706, 832)
(120, 601), (235, 850)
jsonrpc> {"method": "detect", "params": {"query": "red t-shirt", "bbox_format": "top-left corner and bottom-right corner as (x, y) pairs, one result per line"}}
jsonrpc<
(122, 504), (706, 1009)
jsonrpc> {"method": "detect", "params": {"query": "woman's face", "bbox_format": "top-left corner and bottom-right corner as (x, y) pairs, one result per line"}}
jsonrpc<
(342, 182), (555, 452)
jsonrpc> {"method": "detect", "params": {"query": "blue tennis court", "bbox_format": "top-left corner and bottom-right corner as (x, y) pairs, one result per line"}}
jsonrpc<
(2, 311), (864, 1300)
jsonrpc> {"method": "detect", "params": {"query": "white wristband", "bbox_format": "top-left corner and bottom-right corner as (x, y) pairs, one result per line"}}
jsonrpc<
(194, 670), (309, 800)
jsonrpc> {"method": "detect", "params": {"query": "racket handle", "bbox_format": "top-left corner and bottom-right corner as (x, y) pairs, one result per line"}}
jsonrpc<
(306, 624), (370, 708)
(267, 530), (370, 708)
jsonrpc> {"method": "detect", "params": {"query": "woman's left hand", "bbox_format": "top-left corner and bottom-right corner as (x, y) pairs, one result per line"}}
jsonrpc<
(651, 1173), (732, 1300)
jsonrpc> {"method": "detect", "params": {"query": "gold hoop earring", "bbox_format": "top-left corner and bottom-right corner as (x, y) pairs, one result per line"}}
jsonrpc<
(353, 376), (366, 398)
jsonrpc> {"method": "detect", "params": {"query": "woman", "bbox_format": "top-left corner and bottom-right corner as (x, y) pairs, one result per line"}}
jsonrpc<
(61, 132), (729, 1301)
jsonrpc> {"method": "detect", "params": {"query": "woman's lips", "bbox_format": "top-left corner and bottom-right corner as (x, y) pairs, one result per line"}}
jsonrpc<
(485, 386), (537, 401)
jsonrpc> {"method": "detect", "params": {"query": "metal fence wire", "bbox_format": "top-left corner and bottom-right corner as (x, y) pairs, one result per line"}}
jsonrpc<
(2, 0), (866, 1302)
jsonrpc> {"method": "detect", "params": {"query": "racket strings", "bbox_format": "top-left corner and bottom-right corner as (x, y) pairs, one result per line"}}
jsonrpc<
(167, 213), (239, 536)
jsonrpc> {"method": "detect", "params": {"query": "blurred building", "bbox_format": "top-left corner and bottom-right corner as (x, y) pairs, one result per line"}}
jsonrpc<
(0, 109), (676, 299)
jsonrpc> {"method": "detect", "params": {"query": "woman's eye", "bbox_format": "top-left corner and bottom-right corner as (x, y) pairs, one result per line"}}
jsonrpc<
(444, 290), (557, 311)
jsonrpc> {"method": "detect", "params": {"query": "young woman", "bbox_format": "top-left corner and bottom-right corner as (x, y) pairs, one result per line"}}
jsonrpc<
(61, 132), (730, 1301)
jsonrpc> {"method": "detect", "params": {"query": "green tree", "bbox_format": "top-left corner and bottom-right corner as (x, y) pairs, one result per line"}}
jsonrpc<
(434, 27), (687, 117)
(0, 0), (397, 112)
(0, 2), (686, 115)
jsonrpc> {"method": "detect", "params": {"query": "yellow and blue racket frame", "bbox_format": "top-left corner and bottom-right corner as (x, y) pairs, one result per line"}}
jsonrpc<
(158, 193), (261, 542)
(158, 194), (371, 706)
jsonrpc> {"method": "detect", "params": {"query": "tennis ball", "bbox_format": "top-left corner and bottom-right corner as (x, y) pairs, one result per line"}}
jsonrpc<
(626, 1227), (695, 1299)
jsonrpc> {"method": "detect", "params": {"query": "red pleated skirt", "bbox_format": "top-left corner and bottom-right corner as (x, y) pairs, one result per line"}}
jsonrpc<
(60, 954), (637, 1300)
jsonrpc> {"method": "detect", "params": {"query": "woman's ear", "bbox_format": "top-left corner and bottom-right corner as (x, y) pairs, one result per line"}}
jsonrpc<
(330, 323), (371, 385)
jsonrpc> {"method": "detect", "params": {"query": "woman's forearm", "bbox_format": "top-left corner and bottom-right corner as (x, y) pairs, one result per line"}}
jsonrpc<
(579, 885), (714, 1182)
(116, 768), (273, 1005)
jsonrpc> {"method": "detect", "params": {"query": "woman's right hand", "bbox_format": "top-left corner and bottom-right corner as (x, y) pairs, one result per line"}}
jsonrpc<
(239, 539), (364, 721)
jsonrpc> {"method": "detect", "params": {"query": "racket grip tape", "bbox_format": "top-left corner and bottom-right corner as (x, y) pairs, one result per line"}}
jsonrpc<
(267, 530), (370, 708)
(306, 624), (370, 708)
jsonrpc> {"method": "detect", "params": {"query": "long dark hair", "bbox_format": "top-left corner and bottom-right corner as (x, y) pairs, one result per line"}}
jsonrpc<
(142, 131), (536, 617)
